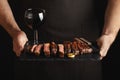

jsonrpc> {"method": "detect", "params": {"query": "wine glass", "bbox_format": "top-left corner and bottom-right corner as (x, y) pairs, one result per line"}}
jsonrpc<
(24, 8), (45, 44)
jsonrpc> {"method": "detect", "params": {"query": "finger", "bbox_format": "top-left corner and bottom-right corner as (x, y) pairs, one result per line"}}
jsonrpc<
(98, 39), (111, 58)
(99, 56), (104, 60)
(13, 44), (24, 57)
(43, 43), (50, 57)
(15, 51), (21, 57)
(58, 44), (64, 58)
(34, 44), (43, 56)
(99, 47), (109, 58)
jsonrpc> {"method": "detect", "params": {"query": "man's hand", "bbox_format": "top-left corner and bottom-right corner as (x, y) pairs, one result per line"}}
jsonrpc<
(97, 34), (115, 60)
(12, 31), (28, 56)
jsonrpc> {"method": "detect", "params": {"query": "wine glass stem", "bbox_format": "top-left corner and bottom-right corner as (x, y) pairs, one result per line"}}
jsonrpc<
(34, 29), (38, 44)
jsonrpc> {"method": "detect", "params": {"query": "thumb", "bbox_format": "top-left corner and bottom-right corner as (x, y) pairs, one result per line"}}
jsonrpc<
(98, 43), (110, 60)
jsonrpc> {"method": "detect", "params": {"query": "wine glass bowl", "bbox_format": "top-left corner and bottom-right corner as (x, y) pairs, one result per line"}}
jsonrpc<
(24, 8), (33, 29)
(24, 8), (45, 29)
(32, 8), (45, 29)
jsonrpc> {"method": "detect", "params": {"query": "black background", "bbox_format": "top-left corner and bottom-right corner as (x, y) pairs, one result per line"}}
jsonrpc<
(0, 0), (120, 80)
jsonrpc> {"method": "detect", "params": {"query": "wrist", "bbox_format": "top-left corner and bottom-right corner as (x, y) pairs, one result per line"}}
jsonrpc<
(11, 30), (26, 39)
(102, 25), (120, 41)
(101, 33), (116, 44)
